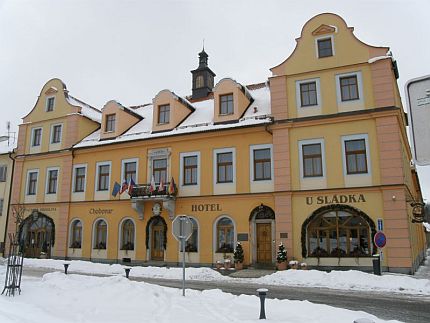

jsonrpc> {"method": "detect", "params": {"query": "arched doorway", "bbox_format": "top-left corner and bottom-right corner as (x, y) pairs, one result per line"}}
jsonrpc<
(249, 204), (275, 265)
(19, 211), (55, 258)
(146, 216), (167, 261)
(301, 204), (376, 258)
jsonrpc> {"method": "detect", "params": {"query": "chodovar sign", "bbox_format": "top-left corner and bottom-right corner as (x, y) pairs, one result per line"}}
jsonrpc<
(306, 194), (366, 205)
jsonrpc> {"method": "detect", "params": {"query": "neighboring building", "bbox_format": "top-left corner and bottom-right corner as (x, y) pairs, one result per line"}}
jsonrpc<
(270, 13), (425, 273)
(0, 141), (14, 256)
(6, 13), (426, 274)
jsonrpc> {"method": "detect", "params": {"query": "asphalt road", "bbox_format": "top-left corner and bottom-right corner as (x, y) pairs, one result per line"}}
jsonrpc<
(23, 267), (430, 323)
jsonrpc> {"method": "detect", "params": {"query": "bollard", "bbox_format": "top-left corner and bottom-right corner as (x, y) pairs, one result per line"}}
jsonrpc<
(257, 288), (268, 319)
(64, 263), (70, 275)
(124, 267), (131, 279)
(372, 254), (381, 276)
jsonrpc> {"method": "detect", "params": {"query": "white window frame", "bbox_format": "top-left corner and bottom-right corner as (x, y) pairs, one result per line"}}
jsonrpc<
(92, 218), (108, 249)
(45, 96), (55, 112)
(315, 35), (335, 58)
(50, 123), (63, 144)
(0, 165), (7, 182)
(213, 147), (236, 184)
(121, 158), (139, 184)
(26, 169), (39, 196)
(249, 144), (273, 182)
(299, 139), (326, 179)
(95, 161), (112, 192)
(118, 217), (136, 251)
(30, 127), (43, 147)
(296, 78), (322, 109)
(179, 151), (200, 187)
(335, 71), (364, 105)
(212, 215), (236, 253)
(341, 134), (371, 177)
(72, 164), (87, 193)
(69, 218), (83, 248)
(45, 167), (60, 195)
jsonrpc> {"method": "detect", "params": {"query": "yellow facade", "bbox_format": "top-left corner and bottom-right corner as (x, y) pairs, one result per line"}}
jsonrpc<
(6, 13), (426, 274)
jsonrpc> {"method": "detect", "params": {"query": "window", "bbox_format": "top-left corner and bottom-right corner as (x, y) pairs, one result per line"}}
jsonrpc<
(94, 219), (107, 249)
(183, 155), (197, 185)
(123, 161), (137, 183)
(195, 75), (204, 88)
(0, 199), (3, 216)
(51, 124), (62, 144)
(302, 143), (323, 177)
(0, 165), (7, 182)
(121, 219), (135, 250)
(46, 97), (55, 112)
(97, 164), (110, 191)
(317, 38), (333, 58)
(153, 158), (167, 184)
(158, 105), (170, 124)
(345, 139), (368, 174)
(46, 169), (58, 194)
(105, 114), (116, 132)
(253, 148), (271, 180)
(32, 128), (42, 147)
(217, 152), (233, 183)
(73, 166), (86, 193)
(307, 208), (371, 257)
(340, 75), (359, 101)
(300, 82), (318, 107)
(70, 220), (82, 248)
(27, 171), (38, 195)
(220, 94), (234, 115)
(185, 218), (198, 252)
(216, 217), (234, 253)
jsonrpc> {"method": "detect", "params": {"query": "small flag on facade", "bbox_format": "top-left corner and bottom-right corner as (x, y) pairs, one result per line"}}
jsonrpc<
(119, 180), (128, 194)
(112, 182), (121, 197)
(149, 175), (156, 193)
(159, 178), (164, 192)
(168, 177), (175, 195)
(127, 178), (136, 194)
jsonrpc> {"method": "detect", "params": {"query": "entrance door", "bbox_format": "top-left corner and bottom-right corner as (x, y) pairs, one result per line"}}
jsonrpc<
(256, 223), (272, 263)
(151, 225), (164, 260)
(26, 228), (47, 258)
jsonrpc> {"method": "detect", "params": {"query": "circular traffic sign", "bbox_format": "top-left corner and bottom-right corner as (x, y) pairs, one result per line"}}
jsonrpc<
(374, 231), (387, 248)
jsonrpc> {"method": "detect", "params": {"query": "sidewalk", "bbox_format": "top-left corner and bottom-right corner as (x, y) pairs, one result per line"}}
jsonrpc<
(414, 248), (430, 279)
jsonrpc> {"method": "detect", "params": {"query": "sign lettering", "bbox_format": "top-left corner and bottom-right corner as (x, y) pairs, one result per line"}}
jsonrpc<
(89, 208), (113, 215)
(306, 194), (366, 205)
(191, 204), (222, 212)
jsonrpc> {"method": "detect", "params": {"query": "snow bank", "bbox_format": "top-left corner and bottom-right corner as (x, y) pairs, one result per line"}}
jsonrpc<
(0, 272), (399, 323)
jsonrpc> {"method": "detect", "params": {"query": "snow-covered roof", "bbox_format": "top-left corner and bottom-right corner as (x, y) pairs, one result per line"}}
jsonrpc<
(74, 83), (272, 148)
(66, 95), (102, 123)
(0, 138), (16, 155)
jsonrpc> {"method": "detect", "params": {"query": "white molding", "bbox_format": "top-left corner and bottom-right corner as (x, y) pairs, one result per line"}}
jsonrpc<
(49, 123), (63, 145)
(45, 166), (60, 195)
(341, 133), (371, 177)
(295, 78), (322, 109)
(120, 158), (139, 184)
(72, 164), (87, 193)
(45, 96), (55, 112)
(213, 147), (236, 195)
(315, 34), (335, 58)
(118, 217), (136, 251)
(68, 218), (83, 248)
(92, 218), (108, 249)
(30, 127), (43, 147)
(335, 71), (364, 106)
(212, 215), (236, 258)
(249, 144), (273, 183)
(95, 161), (112, 192)
(25, 169), (39, 196)
(298, 138), (326, 179)
(179, 151), (200, 187)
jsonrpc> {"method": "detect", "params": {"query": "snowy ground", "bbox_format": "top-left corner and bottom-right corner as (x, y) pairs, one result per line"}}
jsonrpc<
(15, 257), (430, 296)
(0, 266), (401, 323)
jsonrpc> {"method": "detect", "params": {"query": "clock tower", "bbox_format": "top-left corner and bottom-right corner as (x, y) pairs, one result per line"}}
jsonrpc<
(191, 48), (216, 100)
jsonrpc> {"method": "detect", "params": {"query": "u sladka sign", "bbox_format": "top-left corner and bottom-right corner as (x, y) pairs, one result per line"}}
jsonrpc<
(306, 194), (366, 205)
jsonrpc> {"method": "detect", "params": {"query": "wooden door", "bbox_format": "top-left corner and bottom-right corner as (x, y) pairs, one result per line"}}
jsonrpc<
(26, 228), (46, 258)
(151, 225), (164, 260)
(256, 223), (272, 263)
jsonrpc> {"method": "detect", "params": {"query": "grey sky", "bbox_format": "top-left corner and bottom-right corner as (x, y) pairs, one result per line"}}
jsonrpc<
(1, 0), (429, 198)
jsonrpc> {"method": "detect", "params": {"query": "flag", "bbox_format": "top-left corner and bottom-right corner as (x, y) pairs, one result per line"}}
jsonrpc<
(158, 178), (164, 192)
(168, 177), (176, 195)
(149, 175), (156, 193)
(127, 178), (136, 194)
(119, 180), (128, 194)
(111, 182), (121, 197)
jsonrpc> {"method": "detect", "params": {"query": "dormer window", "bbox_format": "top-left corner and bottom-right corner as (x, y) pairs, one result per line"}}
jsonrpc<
(105, 114), (116, 132)
(317, 37), (333, 58)
(158, 104), (170, 124)
(220, 94), (234, 115)
(46, 97), (55, 112)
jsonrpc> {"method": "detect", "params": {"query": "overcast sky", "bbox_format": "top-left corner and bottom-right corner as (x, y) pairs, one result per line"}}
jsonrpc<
(1, 0), (430, 199)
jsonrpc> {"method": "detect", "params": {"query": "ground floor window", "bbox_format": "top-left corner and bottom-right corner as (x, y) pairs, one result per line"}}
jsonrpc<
(185, 218), (198, 252)
(307, 209), (371, 257)
(70, 220), (82, 248)
(216, 217), (234, 253)
(94, 219), (107, 249)
(121, 219), (134, 250)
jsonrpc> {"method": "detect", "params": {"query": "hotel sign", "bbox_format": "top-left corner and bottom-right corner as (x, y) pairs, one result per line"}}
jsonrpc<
(191, 204), (222, 212)
(306, 194), (366, 205)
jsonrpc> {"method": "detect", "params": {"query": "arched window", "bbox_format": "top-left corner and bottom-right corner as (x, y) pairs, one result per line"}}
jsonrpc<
(121, 219), (135, 250)
(94, 219), (107, 250)
(307, 209), (371, 257)
(195, 75), (204, 88)
(70, 220), (82, 249)
(185, 218), (198, 252)
(216, 217), (234, 253)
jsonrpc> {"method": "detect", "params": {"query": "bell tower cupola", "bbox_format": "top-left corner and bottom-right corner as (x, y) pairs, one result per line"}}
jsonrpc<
(191, 48), (216, 100)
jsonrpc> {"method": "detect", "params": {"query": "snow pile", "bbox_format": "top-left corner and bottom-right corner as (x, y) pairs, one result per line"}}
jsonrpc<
(254, 269), (430, 295)
(0, 272), (399, 323)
